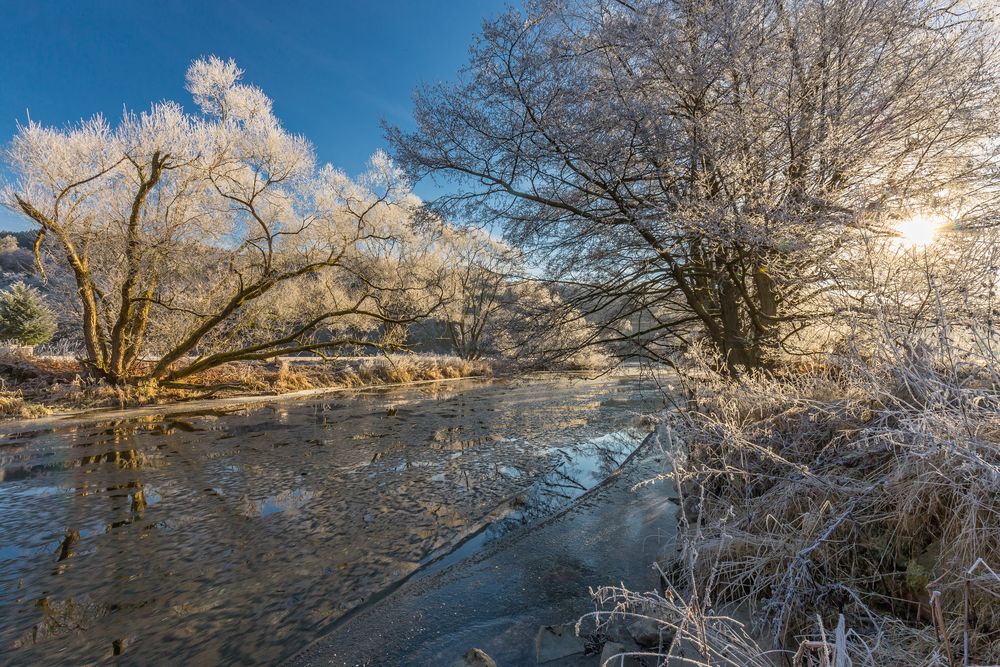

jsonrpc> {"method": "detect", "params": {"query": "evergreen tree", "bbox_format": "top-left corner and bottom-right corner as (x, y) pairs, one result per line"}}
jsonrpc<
(0, 282), (57, 346)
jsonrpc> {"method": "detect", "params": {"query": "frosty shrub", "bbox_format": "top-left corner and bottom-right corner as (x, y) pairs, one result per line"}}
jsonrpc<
(0, 282), (56, 346)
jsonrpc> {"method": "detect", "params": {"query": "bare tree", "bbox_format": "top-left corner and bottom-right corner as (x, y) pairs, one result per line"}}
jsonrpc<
(390, 0), (1000, 372)
(3, 57), (441, 384)
(498, 278), (611, 369)
(438, 226), (517, 359)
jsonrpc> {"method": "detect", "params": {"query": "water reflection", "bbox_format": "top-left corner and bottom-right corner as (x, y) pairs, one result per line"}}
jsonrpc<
(0, 375), (663, 665)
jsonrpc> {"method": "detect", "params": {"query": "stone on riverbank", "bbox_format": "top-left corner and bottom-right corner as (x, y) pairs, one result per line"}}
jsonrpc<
(453, 647), (497, 666)
(599, 641), (647, 666)
(535, 623), (586, 663)
(627, 616), (674, 649)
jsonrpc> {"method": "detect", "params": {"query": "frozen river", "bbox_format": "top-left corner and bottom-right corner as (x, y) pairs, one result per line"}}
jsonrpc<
(0, 373), (666, 665)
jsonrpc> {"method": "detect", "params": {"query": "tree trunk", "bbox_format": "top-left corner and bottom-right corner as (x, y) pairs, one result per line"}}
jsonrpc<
(717, 270), (755, 373)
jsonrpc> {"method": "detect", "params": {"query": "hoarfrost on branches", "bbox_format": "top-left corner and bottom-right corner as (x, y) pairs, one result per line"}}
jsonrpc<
(2, 57), (442, 383)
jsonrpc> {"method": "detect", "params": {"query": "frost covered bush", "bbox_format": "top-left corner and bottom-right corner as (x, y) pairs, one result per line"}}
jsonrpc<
(583, 207), (1000, 663)
(605, 326), (1000, 665)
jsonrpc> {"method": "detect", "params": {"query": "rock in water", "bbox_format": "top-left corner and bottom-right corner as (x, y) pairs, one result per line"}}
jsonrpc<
(453, 647), (497, 667)
(628, 616), (674, 649)
(600, 641), (645, 666)
(600, 641), (625, 663)
(535, 623), (586, 663)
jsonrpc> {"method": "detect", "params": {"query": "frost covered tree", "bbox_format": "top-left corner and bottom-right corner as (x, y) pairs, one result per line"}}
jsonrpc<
(390, 0), (1000, 372)
(0, 234), (33, 273)
(0, 282), (56, 346)
(498, 279), (609, 369)
(3, 57), (440, 384)
(345, 207), (453, 349)
(438, 227), (518, 359)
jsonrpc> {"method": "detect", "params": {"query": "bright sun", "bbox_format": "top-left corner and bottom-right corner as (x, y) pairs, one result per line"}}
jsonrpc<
(895, 213), (947, 249)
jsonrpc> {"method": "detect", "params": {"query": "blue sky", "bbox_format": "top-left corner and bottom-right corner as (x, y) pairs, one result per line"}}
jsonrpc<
(0, 0), (508, 231)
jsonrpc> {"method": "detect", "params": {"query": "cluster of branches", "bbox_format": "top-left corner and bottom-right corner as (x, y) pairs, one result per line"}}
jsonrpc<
(574, 215), (1000, 663)
(390, 0), (1000, 373)
(2, 58), (448, 384)
(433, 226), (607, 367)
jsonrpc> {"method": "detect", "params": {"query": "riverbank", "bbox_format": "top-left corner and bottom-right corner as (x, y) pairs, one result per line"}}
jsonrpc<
(639, 353), (1000, 665)
(0, 352), (495, 421)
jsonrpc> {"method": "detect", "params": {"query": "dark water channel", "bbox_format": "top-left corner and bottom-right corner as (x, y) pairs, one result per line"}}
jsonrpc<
(0, 374), (665, 665)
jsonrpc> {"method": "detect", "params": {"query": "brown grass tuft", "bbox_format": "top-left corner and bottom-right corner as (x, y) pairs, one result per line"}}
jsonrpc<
(628, 336), (1000, 665)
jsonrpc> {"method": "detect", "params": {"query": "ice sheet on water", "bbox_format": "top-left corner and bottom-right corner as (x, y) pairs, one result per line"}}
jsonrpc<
(0, 374), (665, 665)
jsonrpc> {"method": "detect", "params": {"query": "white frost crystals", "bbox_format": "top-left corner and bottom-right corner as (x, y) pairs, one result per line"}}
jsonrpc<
(1, 57), (437, 385)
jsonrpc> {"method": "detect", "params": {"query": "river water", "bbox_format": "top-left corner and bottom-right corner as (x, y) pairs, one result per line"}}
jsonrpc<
(0, 374), (665, 665)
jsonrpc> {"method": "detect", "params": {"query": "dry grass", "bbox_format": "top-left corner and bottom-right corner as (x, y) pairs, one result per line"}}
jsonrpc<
(586, 331), (1000, 665)
(582, 577), (776, 667)
(0, 352), (493, 418)
(324, 354), (491, 387)
(0, 350), (77, 416)
(0, 388), (51, 418)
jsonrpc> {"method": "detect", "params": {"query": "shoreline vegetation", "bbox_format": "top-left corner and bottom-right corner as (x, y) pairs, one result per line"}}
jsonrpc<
(583, 340), (1000, 665)
(0, 349), (613, 422)
(0, 352), (502, 420)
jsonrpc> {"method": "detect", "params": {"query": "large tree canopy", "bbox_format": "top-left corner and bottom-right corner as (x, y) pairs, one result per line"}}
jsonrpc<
(3, 57), (444, 384)
(390, 0), (1000, 371)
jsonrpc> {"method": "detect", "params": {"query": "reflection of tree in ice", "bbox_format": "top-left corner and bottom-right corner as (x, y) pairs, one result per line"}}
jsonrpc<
(0, 377), (664, 665)
(470, 429), (643, 543)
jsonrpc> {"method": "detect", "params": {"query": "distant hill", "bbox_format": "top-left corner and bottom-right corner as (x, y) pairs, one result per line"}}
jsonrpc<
(0, 229), (38, 249)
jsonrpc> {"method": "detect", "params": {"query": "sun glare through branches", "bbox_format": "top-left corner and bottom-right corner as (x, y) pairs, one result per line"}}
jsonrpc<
(894, 212), (948, 249)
